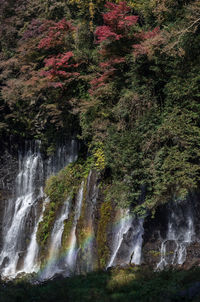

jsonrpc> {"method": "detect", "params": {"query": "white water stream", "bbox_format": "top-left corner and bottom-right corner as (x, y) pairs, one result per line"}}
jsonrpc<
(39, 198), (71, 280)
(107, 209), (132, 268)
(0, 140), (77, 279)
(0, 139), (196, 280)
(156, 205), (195, 270)
(107, 210), (144, 268)
(65, 182), (84, 273)
(130, 218), (144, 265)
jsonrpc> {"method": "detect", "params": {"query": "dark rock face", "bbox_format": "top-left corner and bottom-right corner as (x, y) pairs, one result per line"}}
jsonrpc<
(112, 217), (144, 266)
(142, 194), (200, 269)
(183, 242), (200, 270)
(142, 240), (162, 267)
(0, 149), (18, 192)
(0, 149), (18, 250)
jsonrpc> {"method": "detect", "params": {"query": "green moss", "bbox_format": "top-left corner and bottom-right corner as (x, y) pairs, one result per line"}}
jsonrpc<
(97, 197), (113, 269)
(36, 152), (104, 256)
(36, 160), (87, 251)
(36, 200), (62, 258)
(45, 161), (86, 203)
(62, 209), (75, 251)
(149, 250), (161, 257)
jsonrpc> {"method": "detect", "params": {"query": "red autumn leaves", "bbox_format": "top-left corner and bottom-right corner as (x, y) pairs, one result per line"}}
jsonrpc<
(37, 2), (160, 92)
(37, 19), (79, 88)
(95, 2), (138, 43)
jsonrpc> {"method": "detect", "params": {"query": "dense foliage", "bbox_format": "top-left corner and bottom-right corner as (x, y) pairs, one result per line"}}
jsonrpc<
(1, 267), (200, 301)
(1, 0), (200, 212)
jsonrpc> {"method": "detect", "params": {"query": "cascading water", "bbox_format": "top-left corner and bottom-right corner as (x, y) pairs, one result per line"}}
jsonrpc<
(65, 182), (84, 274)
(130, 218), (144, 265)
(39, 198), (71, 280)
(22, 195), (46, 275)
(40, 171), (98, 280)
(107, 209), (132, 268)
(1, 138), (197, 280)
(0, 140), (78, 279)
(79, 170), (99, 273)
(0, 144), (44, 278)
(107, 210), (144, 268)
(156, 202), (195, 270)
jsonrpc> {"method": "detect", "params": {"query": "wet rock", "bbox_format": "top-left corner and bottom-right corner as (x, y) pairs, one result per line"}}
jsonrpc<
(0, 257), (9, 270)
(142, 195), (200, 270)
(182, 242), (200, 270)
(0, 149), (18, 250)
(143, 240), (162, 267)
(16, 251), (27, 271)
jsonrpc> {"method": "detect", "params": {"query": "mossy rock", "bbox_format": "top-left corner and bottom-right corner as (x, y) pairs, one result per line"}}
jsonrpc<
(36, 161), (86, 252)
(36, 199), (63, 258)
(97, 198), (114, 269)
(62, 206), (75, 251)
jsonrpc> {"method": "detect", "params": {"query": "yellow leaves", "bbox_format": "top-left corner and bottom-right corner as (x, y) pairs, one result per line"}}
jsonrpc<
(92, 142), (106, 171)
(115, 0), (135, 8)
(89, 1), (95, 19)
(94, 148), (105, 171)
(68, 0), (96, 30)
(89, 1), (95, 30)
(68, 0), (135, 29)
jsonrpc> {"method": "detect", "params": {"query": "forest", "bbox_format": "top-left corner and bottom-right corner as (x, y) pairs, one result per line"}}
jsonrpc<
(1, 0), (200, 214)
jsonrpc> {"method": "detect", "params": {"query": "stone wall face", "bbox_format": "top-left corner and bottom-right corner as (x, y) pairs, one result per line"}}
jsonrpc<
(0, 144), (200, 278)
(142, 195), (200, 270)
(0, 149), (18, 250)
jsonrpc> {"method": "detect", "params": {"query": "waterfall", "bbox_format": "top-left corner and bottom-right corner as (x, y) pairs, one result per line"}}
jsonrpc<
(107, 210), (144, 268)
(22, 194), (46, 275)
(1, 138), (197, 280)
(0, 140), (78, 279)
(156, 202), (195, 270)
(81, 170), (98, 273)
(130, 218), (144, 265)
(65, 182), (84, 273)
(107, 209), (132, 268)
(0, 145), (44, 278)
(39, 198), (71, 280)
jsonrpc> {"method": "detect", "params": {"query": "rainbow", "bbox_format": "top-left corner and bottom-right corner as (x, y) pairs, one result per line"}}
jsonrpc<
(37, 224), (95, 279)
(37, 209), (133, 279)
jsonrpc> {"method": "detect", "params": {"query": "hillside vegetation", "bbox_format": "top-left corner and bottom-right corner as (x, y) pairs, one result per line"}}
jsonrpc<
(1, 267), (200, 302)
